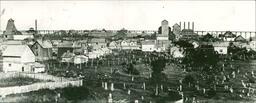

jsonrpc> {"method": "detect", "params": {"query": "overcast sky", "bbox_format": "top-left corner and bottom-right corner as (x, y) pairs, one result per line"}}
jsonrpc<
(0, 1), (255, 31)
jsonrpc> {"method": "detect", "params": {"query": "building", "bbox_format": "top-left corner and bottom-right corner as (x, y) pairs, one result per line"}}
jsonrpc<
(212, 42), (230, 54)
(249, 36), (256, 51)
(220, 31), (236, 42)
(31, 40), (53, 61)
(61, 50), (75, 63)
(74, 55), (89, 64)
(157, 20), (170, 40)
(2, 45), (37, 73)
(3, 19), (22, 40)
(141, 40), (158, 52)
(234, 35), (246, 42)
(172, 23), (181, 40)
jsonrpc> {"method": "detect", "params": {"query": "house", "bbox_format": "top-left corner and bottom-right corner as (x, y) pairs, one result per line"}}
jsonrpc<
(31, 40), (53, 61)
(212, 42), (230, 54)
(108, 41), (118, 49)
(141, 40), (157, 52)
(234, 35), (246, 42)
(2, 45), (44, 73)
(170, 46), (184, 58)
(249, 36), (256, 51)
(89, 38), (107, 50)
(61, 50), (75, 63)
(74, 55), (89, 64)
(57, 41), (81, 58)
(220, 31), (236, 42)
(121, 39), (140, 50)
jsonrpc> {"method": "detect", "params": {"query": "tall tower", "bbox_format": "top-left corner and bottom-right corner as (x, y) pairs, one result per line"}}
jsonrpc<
(3, 18), (18, 40)
(161, 20), (169, 36)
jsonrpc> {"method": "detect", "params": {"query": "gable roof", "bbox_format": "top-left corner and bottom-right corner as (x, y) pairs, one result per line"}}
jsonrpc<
(36, 40), (53, 48)
(2, 45), (32, 57)
(234, 35), (246, 42)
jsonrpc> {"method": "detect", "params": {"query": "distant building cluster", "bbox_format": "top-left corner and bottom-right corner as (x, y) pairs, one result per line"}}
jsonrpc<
(0, 18), (256, 73)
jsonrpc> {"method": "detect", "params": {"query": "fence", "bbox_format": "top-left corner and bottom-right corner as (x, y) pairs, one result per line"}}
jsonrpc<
(0, 79), (82, 97)
(0, 72), (73, 82)
(0, 72), (83, 97)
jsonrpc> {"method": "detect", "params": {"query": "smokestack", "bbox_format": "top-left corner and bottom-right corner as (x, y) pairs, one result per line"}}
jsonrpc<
(183, 22), (185, 29)
(188, 22), (190, 29)
(35, 19), (37, 31)
(179, 22), (181, 29)
(192, 22), (194, 31)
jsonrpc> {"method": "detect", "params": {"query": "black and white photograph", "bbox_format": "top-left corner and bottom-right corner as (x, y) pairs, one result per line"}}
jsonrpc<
(0, 0), (256, 103)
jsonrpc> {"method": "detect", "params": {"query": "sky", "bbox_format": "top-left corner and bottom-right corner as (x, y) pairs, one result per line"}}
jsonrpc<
(0, 0), (255, 31)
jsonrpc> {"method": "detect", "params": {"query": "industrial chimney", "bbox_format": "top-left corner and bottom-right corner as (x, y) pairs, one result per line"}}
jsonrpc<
(188, 22), (190, 29)
(192, 22), (194, 31)
(179, 22), (181, 29)
(35, 19), (37, 31)
(183, 22), (186, 30)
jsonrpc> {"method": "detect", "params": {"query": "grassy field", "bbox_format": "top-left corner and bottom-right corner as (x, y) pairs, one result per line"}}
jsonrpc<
(1, 51), (256, 103)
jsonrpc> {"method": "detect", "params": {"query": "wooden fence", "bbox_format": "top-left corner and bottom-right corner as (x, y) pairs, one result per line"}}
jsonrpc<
(0, 72), (83, 97)
(0, 80), (82, 97)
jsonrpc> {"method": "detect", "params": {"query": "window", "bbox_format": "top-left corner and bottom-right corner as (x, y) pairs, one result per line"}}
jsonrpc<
(219, 49), (223, 52)
(9, 64), (11, 67)
(22, 67), (24, 72)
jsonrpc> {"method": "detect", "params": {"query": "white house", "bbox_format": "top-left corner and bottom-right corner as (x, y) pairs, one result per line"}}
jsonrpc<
(2, 45), (38, 73)
(74, 55), (89, 64)
(141, 40), (157, 52)
(212, 42), (229, 54)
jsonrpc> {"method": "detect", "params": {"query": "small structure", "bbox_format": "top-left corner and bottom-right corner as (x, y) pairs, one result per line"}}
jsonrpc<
(2, 45), (42, 73)
(212, 42), (229, 54)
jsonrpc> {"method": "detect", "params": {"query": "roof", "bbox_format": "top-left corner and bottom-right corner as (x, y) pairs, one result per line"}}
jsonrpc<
(2, 45), (31, 57)
(234, 35), (246, 42)
(141, 40), (155, 45)
(36, 40), (53, 48)
(57, 41), (81, 48)
(212, 42), (230, 47)
(1, 40), (26, 45)
(90, 38), (106, 43)
(61, 51), (75, 58)
(223, 31), (236, 38)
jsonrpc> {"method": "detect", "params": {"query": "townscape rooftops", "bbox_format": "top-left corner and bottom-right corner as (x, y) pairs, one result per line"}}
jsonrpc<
(2, 45), (31, 57)
(212, 42), (230, 47)
(141, 40), (155, 45)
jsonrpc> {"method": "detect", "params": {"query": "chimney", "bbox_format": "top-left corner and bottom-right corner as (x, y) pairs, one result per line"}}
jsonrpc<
(179, 22), (181, 28)
(188, 22), (190, 29)
(35, 19), (37, 31)
(192, 22), (194, 31)
(183, 22), (186, 29)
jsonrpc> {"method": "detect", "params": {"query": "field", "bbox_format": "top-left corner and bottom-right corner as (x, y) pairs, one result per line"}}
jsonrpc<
(1, 50), (256, 103)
